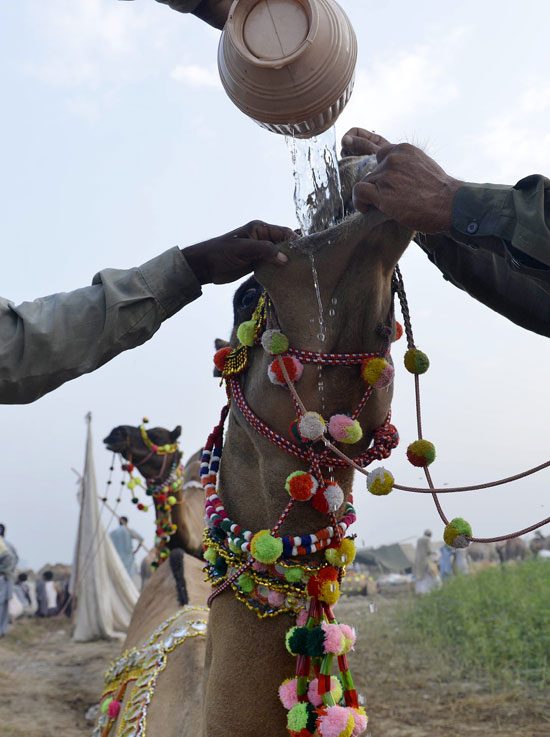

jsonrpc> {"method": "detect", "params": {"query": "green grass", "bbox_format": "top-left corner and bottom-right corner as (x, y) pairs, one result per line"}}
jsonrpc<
(410, 560), (550, 687)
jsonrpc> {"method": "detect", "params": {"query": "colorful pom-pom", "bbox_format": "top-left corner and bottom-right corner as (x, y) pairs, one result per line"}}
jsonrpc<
(268, 590), (285, 607)
(261, 329), (289, 355)
(361, 357), (395, 389)
(284, 566), (303, 583)
(289, 419), (311, 446)
(167, 495), (177, 505)
(323, 480), (345, 512)
(250, 529), (283, 564)
(285, 471), (318, 502)
(297, 412), (326, 442)
(268, 356), (304, 386)
(237, 573), (255, 593)
(404, 348), (430, 374)
(306, 626), (326, 657)
(325, 538), (356, 568)
(213, 346), (232, 372)
(213, 556), (227, 576)
(307, 566), (338, 598)
(406, 439), (436, 467)
(350, 707), (368, 737)
(101, 698), (114, 715)
(203, 546), (217, 564)
(287, 702), (317, 733)
(317, 704), (355, 737)
(237, 320), (257, 347)
(321, 622), (345, 654)
(394, 321), (403, 341)
(339, 623), (356, 653)
(286, 626), (309, 655)
(328, 415), (363, 444)
(443, 517), (472, 548)
(366, 467), (394, 496)
(107, 700), (121, 720)
(279, 678), (299, 710)
(308, 676), (343, 708)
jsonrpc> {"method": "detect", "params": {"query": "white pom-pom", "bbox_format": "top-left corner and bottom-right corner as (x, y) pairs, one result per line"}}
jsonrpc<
(323, 481), (344, 511)
(297, 411), (326, 441)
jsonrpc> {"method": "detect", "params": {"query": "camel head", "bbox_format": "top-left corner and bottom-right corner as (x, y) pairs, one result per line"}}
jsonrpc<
(216, 157), (414, 538)
(103, 424), (182, 483)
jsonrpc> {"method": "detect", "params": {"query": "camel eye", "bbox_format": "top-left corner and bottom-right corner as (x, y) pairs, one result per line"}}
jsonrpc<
(240, 288), (258, 309)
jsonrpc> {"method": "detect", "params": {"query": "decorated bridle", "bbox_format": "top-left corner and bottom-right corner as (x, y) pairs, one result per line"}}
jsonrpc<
(119, 420), (184, 570)
(201, 270), (550, 737)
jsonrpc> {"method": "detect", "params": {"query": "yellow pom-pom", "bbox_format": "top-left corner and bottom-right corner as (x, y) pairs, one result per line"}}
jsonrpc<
(325, 538), (356, 568)
(367, 467), (394, 496)
(319, 578), (340, 605)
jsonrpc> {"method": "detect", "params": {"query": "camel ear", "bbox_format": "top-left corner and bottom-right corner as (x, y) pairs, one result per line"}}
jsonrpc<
(170, 425), (182, 442)
(215, 338), (230, 351)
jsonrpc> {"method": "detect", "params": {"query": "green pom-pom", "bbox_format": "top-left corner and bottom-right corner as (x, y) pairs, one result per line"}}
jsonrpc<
(250, 529), (283, 564)
(213, 557), (227, 576)
(237, 573), (255, 593)
(285, 626), (309, 656)
(287, 702), (309, 731)
(444, 517), (472, 547)
(229, 539), (242, 555)
(261, 329), (290, 355)
(404, 348), (430, 374)
(203, 546), (217, 564)
(220, 518), (233, 532)
(237, 320), (257, 347)
(307, 626), (326, 657)
(284, 566), (304, 583)
(101, 698), (113, 714)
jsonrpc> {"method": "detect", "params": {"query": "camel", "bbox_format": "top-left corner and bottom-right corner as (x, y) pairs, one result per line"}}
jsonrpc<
(529, 531), (550, 556)
(496, 537), (529, 564)
(103, 423), (204, 559)
(93, 155), (414, 737)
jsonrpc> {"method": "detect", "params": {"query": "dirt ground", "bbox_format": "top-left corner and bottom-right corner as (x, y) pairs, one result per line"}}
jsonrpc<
(1, 601), (548, 737)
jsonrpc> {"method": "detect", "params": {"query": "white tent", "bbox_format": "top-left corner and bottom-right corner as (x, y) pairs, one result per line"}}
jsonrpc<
(71, 413), (139, 642)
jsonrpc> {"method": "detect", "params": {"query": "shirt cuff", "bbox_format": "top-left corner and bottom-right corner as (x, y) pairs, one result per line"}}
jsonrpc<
(138, 247), (202, 319)
(154, 0), (204, 12)
(451, 183), (513, 242)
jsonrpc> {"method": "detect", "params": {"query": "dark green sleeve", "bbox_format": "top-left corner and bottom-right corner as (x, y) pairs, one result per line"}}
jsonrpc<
(417, 175), (550, 337)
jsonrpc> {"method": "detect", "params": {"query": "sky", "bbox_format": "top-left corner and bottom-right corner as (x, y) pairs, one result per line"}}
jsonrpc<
(1, 0), (550, 571)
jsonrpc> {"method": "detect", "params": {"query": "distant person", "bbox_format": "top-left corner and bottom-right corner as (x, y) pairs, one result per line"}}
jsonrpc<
(140, 549), (156, 589)
(439, 543), (454, 582)
(0, 524), (18, 636)
(13, 573), (33, 616)
(454, 547), (470, 576)
(110, 517), (144, 579)
(36, 571), (58, 617)
(413, 529), (439, 594)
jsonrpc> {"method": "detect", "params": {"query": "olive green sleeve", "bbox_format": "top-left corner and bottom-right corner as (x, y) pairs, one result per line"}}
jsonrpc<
(416, 175), (550, 337)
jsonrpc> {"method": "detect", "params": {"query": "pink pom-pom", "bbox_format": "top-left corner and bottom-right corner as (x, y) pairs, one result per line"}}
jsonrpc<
(252, 560), (269, 572)
(296, 608), (308, 626)
(107, 700), (121, 719)
(307, 677), (323, 707)
(339, 623), (356, 651)
(318, 704), (353, 737)
(268, 590), (285, 607)
(376, 363), (395, 388)
(321, 622), (344, 654)
(328, 414), (354, 442)
(350, 708), (368, 737)
(279, 678), (299, 710)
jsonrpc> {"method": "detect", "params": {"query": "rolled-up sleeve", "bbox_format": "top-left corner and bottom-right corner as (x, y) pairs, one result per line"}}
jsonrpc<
(0, 247), (202, 404)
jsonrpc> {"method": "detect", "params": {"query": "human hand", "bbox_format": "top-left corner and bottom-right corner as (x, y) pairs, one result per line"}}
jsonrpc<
(182, 220), (295, 285)
(341, 128), (463, 233)
(192, 0), (232, 29)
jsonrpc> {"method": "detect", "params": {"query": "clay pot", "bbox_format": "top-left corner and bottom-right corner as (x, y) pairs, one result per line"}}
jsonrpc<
(218, 0), (357, 138)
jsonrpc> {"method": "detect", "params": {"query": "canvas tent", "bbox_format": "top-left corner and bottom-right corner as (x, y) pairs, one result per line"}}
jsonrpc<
(356, 542), (416, 574)
(71, 413), (139, 642)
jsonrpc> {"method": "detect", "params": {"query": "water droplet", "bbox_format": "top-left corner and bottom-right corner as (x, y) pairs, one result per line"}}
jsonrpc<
(331, 297), (338, 305)
(328, 309), (336, 317)
(317, 333), (326, 342)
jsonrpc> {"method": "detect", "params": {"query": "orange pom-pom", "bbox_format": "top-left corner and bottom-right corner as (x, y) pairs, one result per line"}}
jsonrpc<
(394, 321), (403, 341)
(213, 347), (232, 372)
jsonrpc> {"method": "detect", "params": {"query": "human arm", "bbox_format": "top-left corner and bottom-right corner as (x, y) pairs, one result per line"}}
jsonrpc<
(341, 128), (550, 336)
(0, 221), (293, 404)
(153, 0), (232, 29)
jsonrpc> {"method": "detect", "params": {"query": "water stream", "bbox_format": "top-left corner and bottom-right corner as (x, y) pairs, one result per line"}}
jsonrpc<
(285, 126), (344, 418)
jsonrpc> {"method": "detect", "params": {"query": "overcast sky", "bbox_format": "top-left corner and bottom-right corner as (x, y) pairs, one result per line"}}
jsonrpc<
(1, 0), (549, 570)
